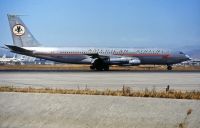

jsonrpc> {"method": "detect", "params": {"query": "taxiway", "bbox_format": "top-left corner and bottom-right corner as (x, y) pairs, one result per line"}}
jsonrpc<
(0, 71), (200, 91)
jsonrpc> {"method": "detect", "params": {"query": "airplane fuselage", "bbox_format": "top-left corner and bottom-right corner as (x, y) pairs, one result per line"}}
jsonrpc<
(14, 47), (189, 66)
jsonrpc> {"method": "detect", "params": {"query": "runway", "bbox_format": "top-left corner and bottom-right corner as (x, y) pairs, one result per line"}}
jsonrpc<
(0, 71), (200, 91)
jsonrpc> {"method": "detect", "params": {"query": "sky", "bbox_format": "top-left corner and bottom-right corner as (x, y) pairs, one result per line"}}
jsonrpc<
(0, 0), (200, 49)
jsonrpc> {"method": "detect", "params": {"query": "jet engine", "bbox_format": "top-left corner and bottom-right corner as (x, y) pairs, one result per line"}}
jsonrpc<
(109, 57), (141, 66)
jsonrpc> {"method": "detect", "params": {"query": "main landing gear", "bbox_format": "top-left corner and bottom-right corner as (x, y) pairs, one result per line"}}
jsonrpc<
(90, 59), (109, 71)
(167, 65), (172, 70)
(90, 65), (109, 71)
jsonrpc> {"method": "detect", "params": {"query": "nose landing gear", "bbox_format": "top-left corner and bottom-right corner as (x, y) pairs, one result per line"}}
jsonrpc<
(167, 65), (172, 70)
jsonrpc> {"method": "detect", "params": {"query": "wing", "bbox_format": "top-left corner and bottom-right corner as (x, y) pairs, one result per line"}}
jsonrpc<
(85, 53), (109, 60)
(86, 53), (141, 66)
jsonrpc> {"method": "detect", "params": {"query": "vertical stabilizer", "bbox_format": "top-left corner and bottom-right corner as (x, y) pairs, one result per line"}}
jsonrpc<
(7, 14), (41, 47)
(2, 54), (6, 58)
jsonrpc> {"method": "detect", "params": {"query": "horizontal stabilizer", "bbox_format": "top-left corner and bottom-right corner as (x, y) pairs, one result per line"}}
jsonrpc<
(5, 45), (33, 54)
(0, 46), (9, 49)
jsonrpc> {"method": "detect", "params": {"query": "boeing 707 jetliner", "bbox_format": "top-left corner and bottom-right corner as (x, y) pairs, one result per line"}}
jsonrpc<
(5, 14), (190, 71)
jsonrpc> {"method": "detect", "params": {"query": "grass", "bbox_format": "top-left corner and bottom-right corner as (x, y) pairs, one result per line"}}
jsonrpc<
(0, 85), (200, 100)
(0, 64), (200, 71)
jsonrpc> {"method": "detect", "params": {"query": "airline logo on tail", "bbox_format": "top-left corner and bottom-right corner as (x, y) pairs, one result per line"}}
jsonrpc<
(12, 24), (25, 36)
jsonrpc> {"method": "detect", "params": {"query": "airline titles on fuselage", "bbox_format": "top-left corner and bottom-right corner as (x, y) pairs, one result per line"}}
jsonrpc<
(49, 49), (167, 55)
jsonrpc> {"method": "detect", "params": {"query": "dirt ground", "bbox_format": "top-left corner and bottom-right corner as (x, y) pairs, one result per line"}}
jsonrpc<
(0, 92), (199, 128)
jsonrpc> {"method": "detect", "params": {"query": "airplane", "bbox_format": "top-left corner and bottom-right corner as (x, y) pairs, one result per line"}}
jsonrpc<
(0, 54), (11, 64)
(5, 14), (190, 71)
(0, 54), (21, 64)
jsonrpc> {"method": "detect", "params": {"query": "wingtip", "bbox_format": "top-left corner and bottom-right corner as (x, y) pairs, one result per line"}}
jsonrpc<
(4, 44), (14, 49)
(0, 44), (11, 49)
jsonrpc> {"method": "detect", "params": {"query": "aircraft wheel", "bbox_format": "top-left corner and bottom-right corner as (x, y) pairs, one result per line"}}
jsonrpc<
(103, 65), (109, 71)
(167, 65), (172, 70)
(90, 65), (95, 70)
(96, 66), (103, 71)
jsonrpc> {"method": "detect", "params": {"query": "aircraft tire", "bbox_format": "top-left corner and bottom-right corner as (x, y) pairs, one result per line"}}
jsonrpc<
(90, 65), (95, 70)
(92, 58), (108, 71)
(103, 65), (109, 71)
(167, 65), (172, 70)
(96, 66), (103, 71)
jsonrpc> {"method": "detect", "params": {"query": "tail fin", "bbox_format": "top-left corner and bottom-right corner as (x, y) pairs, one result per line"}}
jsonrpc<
(12, 54), (16, 59)
(2, 54), (6, 58)
(7, 14), (41, 47)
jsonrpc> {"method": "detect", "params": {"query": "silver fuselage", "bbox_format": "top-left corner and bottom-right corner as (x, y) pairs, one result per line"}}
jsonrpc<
(17, 47), (189, 65)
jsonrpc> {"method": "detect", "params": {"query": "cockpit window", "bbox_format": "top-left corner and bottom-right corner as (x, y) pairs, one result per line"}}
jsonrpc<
(179, 52), (184, 54)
